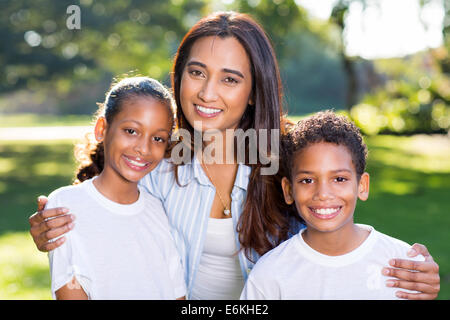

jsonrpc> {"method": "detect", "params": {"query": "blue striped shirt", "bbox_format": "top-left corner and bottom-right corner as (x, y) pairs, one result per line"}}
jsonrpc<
(139, 154), (303, 298)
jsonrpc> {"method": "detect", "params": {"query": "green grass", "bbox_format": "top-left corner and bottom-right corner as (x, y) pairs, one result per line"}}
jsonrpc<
(0, 113), (92, 127)
(0, 134), (449, 299)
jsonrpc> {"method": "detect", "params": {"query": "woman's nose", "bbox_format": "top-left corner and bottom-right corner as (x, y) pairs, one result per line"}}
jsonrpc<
(198, 78), (218, 102)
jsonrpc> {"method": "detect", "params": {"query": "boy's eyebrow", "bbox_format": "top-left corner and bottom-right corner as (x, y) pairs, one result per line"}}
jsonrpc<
(187, 61), (245, 79)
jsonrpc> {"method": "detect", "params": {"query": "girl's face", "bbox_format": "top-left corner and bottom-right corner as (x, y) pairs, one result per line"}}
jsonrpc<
(179, 36), (253, 133)
(281, 142), (369, 235)
(96, 96), (172, 184)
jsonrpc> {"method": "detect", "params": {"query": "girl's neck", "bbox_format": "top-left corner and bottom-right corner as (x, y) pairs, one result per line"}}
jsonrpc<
(302, 223), (369, 256)
(93, 171), (139, 204)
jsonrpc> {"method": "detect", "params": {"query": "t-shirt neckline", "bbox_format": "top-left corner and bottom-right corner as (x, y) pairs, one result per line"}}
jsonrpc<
(295, 224), (378, 267)
(83, 177), (146, 216)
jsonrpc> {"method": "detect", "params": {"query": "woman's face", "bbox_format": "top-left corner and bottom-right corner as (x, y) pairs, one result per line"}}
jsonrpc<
(179, 36), (253, 133)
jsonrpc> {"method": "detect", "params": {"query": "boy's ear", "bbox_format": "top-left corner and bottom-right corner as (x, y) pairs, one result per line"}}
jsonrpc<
(94, 117), (107, 142)
(281, 177), (295, 205)
(358, 172), (370, 201)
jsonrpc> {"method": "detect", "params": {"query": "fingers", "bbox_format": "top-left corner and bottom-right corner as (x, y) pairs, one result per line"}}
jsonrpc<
(29, 207), (69, 227)
(37, 195), (48, 212)
(383, 265), (440, 284)
(29, 209), (75, 252)
(387, 258), (439, 274)
(394, 291), (439, 300)
(386, 279), (439, 295)
(36, 222), (74, 252)
(409, 243), (433, 260)
(40, 237), (67, 252)
(383, 258), (440, 300)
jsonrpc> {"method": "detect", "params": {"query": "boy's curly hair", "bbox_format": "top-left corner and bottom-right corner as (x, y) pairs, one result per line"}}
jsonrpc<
(281, 110), (368, 180)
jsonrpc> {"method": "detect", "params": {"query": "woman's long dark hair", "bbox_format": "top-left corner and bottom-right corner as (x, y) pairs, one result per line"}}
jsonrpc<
(171, 11), (299, 260)
(74, 76), (175, 184)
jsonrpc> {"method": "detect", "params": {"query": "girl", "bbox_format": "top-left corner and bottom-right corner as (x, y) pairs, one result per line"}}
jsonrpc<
(45, 76), (186, 299)
(30, 12), (440, 300)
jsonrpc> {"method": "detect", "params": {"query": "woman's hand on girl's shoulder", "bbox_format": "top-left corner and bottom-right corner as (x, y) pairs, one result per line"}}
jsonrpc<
(29, 195), (75, 252)
(383, 243), (440, 300)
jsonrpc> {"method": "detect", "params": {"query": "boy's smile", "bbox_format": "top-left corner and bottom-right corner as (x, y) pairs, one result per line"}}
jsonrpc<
(282, 141), (370, 254)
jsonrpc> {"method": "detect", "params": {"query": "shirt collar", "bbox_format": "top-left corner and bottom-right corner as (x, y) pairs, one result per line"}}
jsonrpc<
(175, 152), (251, 191)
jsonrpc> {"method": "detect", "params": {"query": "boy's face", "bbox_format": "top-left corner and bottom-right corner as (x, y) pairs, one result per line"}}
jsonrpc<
(281, 141), (369, 234)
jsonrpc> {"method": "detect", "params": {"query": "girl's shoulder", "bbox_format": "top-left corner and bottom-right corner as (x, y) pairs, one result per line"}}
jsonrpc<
(47, 181), (86, 202)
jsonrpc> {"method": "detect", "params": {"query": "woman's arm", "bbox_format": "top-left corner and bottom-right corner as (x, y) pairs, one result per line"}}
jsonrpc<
(29, 196), (75, 252)
(55, 277), (88, 300)
(383, 243), (440, 300)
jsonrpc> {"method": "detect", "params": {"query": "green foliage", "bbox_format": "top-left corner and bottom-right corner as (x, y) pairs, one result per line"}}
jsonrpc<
(351, 51), (450, 135)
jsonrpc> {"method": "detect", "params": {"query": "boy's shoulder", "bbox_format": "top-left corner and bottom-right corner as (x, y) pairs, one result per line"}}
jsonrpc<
(368, 225), (425, 262)
(252, 233), (302, 275)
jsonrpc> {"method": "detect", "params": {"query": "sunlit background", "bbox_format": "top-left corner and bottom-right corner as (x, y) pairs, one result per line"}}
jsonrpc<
(0, 0), (449, 300)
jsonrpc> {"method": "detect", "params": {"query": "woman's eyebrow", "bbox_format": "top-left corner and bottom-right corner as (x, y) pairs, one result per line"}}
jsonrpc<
(187, 61), (245, 79)
(222, 68), (244, 79)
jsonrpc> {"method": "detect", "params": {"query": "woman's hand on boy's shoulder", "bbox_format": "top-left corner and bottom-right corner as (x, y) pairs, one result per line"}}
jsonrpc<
(29, 195), (75, 252)
(383, 243), (440, 300)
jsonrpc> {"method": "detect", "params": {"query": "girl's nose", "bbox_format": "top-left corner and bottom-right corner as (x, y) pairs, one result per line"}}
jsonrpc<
(134, 138), (151, 156)
(198, 79), (218, 102)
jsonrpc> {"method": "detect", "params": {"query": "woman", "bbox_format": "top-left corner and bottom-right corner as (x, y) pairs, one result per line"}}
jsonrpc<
(29, 11), (440, 300)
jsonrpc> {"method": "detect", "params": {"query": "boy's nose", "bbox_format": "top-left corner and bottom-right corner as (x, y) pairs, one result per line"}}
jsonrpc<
(313, 182), (334, 201)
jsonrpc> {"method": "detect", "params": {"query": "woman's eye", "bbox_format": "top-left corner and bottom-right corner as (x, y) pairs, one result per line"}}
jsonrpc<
(189, 70), (203, 77)
(224, 77), (238, 84)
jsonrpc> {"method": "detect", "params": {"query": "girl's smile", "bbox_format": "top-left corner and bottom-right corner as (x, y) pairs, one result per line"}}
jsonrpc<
(95, 95), (173, 200)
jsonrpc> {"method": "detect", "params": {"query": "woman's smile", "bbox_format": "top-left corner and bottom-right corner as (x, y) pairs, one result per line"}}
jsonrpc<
(180, 36), (253, 132)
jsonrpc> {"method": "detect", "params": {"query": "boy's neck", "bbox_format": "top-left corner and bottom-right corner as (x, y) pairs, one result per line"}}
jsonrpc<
(93, 171), (139, 204)
(302, 223), (370, 256)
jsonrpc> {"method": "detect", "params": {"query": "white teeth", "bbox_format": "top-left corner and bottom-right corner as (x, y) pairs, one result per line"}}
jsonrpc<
(313, 207), (339, 215)
(196, 105), (221, 114)
(125, 156), (147, 167)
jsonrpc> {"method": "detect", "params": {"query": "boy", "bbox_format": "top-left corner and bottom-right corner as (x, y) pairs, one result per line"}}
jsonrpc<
(240, 110), (424, 300)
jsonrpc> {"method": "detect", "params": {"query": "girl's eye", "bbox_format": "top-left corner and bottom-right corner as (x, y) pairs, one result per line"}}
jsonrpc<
(335, 177), (347, 183)
(224, 76), (238, 84)
(125, 128), (137, 135)
(300, 178), (313, 184)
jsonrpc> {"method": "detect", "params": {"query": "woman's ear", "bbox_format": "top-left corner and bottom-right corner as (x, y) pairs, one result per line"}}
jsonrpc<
(281, 177), (295, 205)
(357, 172), (370, 201)
(94, 117), (107, 142)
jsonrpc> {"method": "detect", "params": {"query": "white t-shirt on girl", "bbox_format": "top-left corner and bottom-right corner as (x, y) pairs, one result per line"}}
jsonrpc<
(241, 224), (424, 300)
(47, 177), (186, 300)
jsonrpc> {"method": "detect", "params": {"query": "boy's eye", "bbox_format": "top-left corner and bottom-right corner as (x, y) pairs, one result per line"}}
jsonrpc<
(335, 177), (347, 182)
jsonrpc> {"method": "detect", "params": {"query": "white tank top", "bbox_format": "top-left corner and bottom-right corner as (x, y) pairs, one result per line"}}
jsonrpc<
(190, 218), (245, 300)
